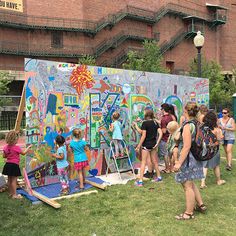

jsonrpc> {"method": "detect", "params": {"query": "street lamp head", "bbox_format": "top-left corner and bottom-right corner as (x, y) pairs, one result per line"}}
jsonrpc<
(194, 31), (205, 49)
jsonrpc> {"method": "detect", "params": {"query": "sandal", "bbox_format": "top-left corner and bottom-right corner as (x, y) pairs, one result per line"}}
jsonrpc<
(195, 204), (207, 213)
(226, 165), (232, 171)
(217, 180), (226, 186)
(175, 212), (195, 220)
(161, 169), (170, 174)
(11, 194), (23, 199)
(200, 184), (207, 189)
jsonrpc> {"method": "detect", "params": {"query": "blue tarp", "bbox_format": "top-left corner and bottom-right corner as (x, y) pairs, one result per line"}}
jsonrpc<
(17, 177), (104, 203)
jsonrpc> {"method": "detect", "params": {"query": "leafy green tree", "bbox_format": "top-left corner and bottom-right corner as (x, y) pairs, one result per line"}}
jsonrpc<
(78, 55), (96, 66)
(0, 71), (12, 107)
(123, 40), (168, 73)
(189, 58), (236, 110)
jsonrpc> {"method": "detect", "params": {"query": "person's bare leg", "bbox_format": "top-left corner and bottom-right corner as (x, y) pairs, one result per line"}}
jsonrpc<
(11, 176), (18, 196)
(146, 155), (153, 173)
(82, 168), (86, 183)
(183, 181), (196, 214)
(226, 144), (233, 167)
(118, 140), (124, 156)
(150, 149), (161, 178)
(78, 170), (84, 189)
(139, 150), (148, 181)
(223, 145), (228, 164)
(214, 165), (225, 185)
(201, 168), (208, 188)
(113, 139), (119, 157)
(8, 176), (13, 196)
(192, 182), (204, 206)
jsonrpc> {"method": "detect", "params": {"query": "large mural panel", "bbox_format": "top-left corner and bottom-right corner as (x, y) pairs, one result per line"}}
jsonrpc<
(25, 58), (209, 187)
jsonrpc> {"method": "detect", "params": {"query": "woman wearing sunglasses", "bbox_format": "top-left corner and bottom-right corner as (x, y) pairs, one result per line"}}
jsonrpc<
(218, 108), (235, 171)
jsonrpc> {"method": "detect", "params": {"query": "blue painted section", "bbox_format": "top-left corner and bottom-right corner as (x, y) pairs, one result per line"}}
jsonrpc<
(17, 177), (104, 202)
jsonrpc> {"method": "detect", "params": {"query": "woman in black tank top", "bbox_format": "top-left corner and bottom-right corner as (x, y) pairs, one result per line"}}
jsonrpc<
(135, 110), (163, 187)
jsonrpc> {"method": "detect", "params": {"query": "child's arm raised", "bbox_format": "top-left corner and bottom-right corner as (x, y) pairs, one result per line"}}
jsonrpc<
(109, 123), (114, 132)
(133, 122), (142, 134)
(51, 152), (64, 160)
(20, 144), (32, 155)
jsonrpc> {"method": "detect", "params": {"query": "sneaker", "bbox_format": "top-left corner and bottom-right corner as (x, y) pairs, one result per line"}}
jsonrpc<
(135, 180), (143, 187)
(151, 176), (163, 182)
(144, 171), (154, 179)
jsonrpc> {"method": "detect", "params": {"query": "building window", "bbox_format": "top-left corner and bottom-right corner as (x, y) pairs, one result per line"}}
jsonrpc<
(166, 61), (175, 74)
(51, 32), (63, 48)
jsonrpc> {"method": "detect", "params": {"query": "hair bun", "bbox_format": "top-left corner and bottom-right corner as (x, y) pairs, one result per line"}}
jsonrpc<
(185, 102), (199, 118)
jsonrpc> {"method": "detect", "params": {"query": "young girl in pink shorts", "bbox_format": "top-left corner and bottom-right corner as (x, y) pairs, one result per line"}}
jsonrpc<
(69, 129), (89, 190)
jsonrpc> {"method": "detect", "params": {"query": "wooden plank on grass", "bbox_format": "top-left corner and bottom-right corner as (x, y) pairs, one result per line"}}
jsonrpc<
(52, 190), (98, 200)
(32, 190), (61, 209)
(23, 167), (61, 209)
(84, 179), (107, 190)
(23, 168), (32, 195)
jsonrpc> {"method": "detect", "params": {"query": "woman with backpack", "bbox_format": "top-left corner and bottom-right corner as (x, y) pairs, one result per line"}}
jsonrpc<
(174, 102), (205, 220)
(218, 108), (235, 171)
(200, 111), (225, 188)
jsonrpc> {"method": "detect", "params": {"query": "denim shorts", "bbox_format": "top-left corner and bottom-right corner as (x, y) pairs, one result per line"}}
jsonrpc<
(223, 140), (235, 145)
(158, 140), (168, 158)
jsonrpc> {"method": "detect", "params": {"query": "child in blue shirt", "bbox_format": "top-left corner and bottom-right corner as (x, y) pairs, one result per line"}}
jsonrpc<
(69, 128), (89, 190)
(109, 112), (124, 158)
(52, 135), (69, 195)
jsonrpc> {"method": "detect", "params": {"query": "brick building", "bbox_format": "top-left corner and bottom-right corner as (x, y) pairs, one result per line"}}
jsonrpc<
(0, 0), (235, 126)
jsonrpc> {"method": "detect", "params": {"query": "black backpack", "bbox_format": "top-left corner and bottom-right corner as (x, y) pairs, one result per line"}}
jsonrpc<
(181, 120), (219, 161)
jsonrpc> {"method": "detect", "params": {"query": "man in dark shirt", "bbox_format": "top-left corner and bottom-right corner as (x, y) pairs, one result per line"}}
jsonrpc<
(159, 103), (173, 173)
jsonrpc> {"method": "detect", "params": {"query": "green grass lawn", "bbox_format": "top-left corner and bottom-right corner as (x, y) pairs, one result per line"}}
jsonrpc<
(0, 147), (236, 236)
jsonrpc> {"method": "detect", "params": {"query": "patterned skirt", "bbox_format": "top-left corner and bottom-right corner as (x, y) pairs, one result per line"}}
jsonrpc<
(74, 161), (89, 171)
(175, 152), (204, 183)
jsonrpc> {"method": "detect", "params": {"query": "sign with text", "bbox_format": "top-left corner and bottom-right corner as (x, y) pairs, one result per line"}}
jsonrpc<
(0, 0), (23, 12)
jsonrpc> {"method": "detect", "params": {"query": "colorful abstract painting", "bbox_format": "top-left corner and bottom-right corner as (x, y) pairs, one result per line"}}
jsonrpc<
(25, 58), (209, 186)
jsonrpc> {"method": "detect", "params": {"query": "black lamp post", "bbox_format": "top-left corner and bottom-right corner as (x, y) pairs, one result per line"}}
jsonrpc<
(193, 31), (205, 77)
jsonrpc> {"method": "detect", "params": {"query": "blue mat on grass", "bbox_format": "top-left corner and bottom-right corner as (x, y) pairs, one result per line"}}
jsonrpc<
(17, 177), (104, 203)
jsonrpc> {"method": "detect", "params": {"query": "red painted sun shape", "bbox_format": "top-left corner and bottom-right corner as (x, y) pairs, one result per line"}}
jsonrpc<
(70, 65), (95, 97)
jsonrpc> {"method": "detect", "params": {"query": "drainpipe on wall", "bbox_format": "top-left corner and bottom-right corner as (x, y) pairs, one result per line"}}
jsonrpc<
(233, 93), (236, 121)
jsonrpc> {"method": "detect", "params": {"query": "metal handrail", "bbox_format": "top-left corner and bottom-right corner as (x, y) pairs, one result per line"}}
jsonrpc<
(0, 11), (97, 30)
(0, 40), (93, 56)
(94, 28), (159, 57)
(160, 28), (188, 54)
(0, 2), (226, 33)
(0, 27), (158, 58)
